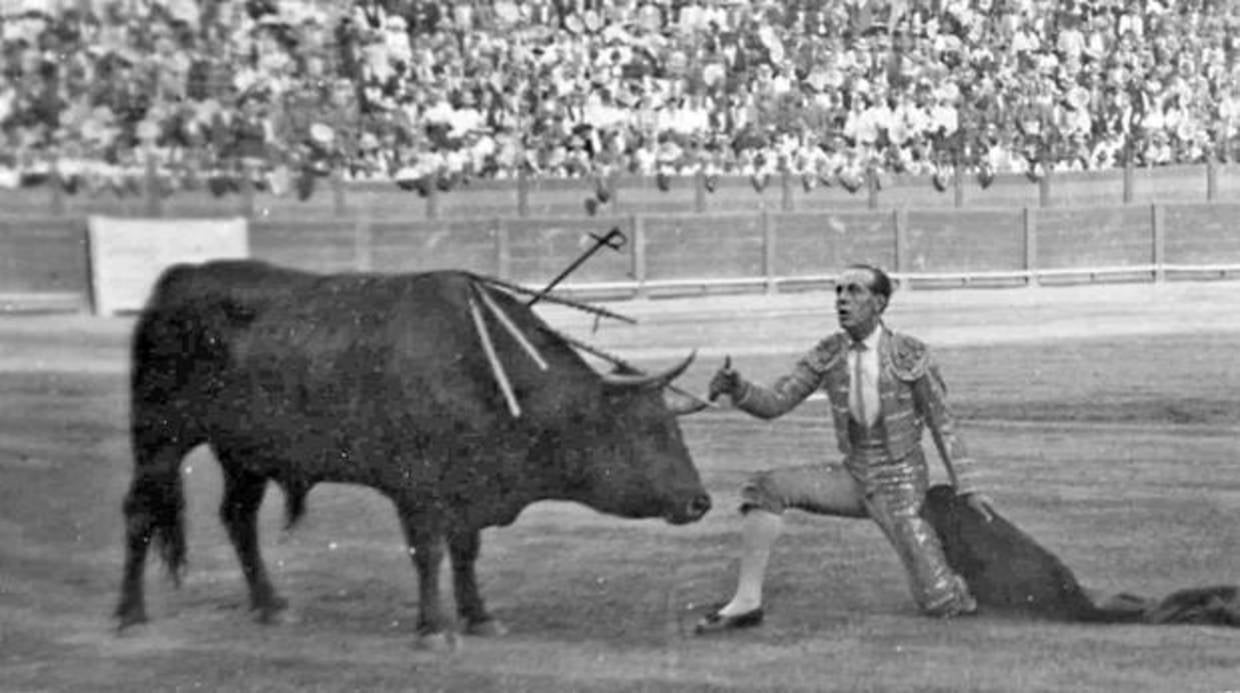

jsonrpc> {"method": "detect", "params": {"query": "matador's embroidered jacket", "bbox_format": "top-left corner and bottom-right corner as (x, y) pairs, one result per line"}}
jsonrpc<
(732, 325), (979, 495)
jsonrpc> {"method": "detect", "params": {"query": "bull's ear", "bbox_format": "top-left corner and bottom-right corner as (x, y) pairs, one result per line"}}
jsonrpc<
(600, 351), (697, 392)
(663, 388), (711, 416)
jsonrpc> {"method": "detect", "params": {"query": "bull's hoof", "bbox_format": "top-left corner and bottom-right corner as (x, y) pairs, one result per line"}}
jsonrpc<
(464, 619), (507, 637)
(253, 597), (290, 624)
(256, 606), (301, 626)
(416, 631), (459, 652)
(115, 608), (149, 633)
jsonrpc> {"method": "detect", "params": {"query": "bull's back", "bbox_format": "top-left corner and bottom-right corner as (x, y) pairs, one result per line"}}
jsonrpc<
(203, 271), (500, 474)
(229, 269), (480, 380)
(225, 268), (584, 425)
(130, 261), (321, 429)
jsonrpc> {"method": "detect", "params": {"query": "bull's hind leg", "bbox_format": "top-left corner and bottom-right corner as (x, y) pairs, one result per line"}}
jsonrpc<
(395, 504), (455, 650)
(449, 529), (506, 636)
(116, 438), (197, 631)
(218, 467), (287, 622)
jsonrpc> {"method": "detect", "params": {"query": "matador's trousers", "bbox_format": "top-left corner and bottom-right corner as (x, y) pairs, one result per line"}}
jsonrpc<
(738, 419), (976, 617)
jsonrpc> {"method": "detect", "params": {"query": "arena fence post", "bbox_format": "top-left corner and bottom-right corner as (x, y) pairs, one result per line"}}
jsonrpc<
(781, 170), (794, 212)
(1023, 206), (1039, 288)
(49, 158), (65, 216)
(494, 217), (510, 278)
(1039, 168), (1052, 208)
(424, 178), (439, 220)
(332, 170), (348, 218)
(608, 168), (621, 212)
(866, 167), (879, 210)
(238, 166), (254, 219)
(1207, 158), (1218, 201)
(353, 215), (372, 272)
(893, 207), (908, 283)
(1123, 160), (1134, 203)
(694, 168), (707, 213)
(1151, 203), (1165, 283)
(143, 151), (163, 218)
(953, 162), (964, 208)
(762, 209), (777, 294)
(699, 167), (709, 211)
(630, 214), (647, 299)
(517, 169), (530, 217)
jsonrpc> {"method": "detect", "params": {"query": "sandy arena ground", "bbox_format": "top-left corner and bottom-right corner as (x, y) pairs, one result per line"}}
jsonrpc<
(2, 279), (1239, 692)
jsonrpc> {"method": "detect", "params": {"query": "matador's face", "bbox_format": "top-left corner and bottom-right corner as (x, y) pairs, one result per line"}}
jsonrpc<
(835, 268), (887, 340)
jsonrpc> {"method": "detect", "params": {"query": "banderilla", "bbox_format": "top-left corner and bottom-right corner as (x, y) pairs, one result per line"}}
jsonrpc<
(527, 227), (626, 307)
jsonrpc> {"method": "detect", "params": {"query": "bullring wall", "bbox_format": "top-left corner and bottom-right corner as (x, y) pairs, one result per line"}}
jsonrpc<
(249, 203), (1240, 287)
(3, 200), (1239, 313)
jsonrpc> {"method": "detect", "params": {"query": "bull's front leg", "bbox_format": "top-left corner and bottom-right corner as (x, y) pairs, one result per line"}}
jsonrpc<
(449, 529), (506, 637)
(218, 466), (287, 623)
(396, 505), (455, 651)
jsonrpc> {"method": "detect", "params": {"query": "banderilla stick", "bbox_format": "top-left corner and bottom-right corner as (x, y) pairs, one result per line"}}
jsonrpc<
(476, 275), (637, 325)
(473, 283), (549, 371)
(468, 294), (522, 418)
(527, 227), (626, 308)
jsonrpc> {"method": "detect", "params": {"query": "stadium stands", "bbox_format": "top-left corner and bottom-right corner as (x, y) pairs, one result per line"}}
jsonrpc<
(1, 0), (1238, 196)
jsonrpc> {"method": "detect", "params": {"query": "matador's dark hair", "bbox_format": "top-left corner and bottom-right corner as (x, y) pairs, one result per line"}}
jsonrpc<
(844, 263), (894, 301)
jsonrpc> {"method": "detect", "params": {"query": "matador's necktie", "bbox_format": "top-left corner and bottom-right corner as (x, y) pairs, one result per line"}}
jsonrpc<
(851, 340), (877, 427)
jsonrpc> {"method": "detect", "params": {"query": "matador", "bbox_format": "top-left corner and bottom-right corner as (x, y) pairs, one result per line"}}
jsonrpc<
(695, 263), (994, 634)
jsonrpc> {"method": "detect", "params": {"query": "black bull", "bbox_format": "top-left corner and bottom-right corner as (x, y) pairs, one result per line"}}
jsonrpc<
(923, 486), (1240, 626)
(114, 260), (711, 644)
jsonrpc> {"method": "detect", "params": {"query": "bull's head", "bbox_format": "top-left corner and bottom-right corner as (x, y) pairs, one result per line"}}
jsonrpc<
(558, 351), (711, 525)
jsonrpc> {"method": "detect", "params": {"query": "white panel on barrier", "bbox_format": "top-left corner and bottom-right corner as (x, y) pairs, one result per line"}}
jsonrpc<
(87, 216), (249, 316)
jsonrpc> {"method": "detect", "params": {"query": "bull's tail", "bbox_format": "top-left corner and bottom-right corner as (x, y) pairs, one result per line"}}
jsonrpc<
(127, 331), (201, 584)
(117, 428), (193, 626)
(122, 263), (213, 585)
(123, 441), (191, 583)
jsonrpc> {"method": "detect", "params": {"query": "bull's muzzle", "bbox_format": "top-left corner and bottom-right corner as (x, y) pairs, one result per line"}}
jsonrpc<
(668, 492), (712, 525)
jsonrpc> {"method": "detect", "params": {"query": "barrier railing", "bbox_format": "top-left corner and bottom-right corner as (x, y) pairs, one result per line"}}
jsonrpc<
(247, 201), (1240, 298)
(2, 200), (1239, 313)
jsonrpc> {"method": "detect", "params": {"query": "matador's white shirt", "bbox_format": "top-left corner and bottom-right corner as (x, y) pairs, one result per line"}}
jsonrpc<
(847, 326), (882, 427)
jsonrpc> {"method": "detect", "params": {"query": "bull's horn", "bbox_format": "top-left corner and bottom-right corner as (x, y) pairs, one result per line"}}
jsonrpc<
(600, 350), (697, 391)
(664, 387), (712, 416)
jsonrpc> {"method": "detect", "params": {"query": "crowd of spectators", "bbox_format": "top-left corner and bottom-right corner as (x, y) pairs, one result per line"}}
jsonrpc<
(2, 0), (1240, 197)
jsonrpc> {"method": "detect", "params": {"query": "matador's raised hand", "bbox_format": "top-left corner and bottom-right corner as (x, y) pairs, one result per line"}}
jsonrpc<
(708, 356), (740, 402)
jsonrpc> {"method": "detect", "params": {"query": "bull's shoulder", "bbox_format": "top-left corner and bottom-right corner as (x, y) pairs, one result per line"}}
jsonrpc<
(887, 330), (934, 381)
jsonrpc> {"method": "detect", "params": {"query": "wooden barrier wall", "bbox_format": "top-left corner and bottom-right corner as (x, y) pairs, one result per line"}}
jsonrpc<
(0, 217), (91, 311)
(239, 201), (1240, 296)
(3, 201), (1240, 312)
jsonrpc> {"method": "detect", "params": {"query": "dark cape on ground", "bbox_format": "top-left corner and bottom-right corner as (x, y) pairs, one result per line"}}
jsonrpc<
(921, 485), (1240, 626)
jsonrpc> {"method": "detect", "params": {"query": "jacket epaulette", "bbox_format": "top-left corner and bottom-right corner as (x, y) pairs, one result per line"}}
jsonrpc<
(805, 333), (849, 373)
(889, 331), (932, 381)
